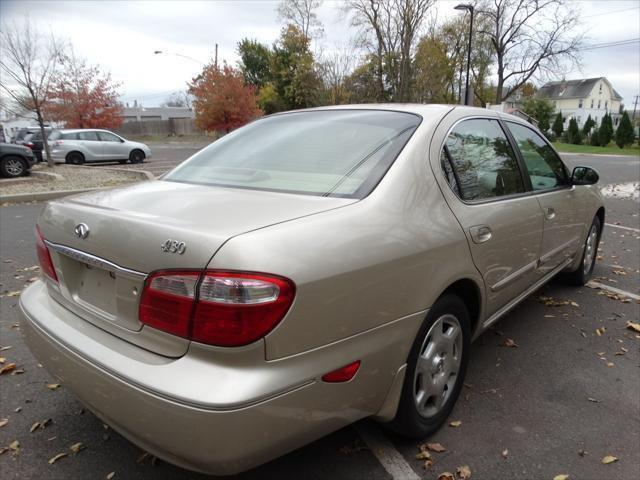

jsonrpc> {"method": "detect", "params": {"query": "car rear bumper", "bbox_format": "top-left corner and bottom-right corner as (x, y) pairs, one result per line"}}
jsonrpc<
(19, 280), (422, 475)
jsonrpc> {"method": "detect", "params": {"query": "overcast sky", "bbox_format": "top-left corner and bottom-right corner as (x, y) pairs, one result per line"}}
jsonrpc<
(1, 0), (639, 108)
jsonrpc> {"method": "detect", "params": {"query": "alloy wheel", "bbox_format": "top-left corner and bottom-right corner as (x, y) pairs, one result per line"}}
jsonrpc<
(583, 224), (598, 275)
(5, 158), (24, 176)
(413, 314), (463, 418)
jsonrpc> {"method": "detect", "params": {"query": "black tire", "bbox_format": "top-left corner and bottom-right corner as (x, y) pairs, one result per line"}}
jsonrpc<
(387, 294), (471, 439)
(0, 155), (27, 178)
(129, 149), (145, 164)
(66, 152), (85, 165)
(563, 216), (602, 286)
(118, 159), (128, 164)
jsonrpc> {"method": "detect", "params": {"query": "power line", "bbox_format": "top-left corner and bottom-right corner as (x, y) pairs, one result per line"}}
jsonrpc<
(578, 38), (640, 51)
(581, 5), (640, 19)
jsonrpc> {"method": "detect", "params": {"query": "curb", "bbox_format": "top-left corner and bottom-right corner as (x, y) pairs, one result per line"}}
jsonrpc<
(0, 166), (156, 204)
(0, 186), (111, 204)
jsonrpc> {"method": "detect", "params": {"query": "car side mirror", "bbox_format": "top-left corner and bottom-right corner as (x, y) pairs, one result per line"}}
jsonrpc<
(571, 166), (599, 185)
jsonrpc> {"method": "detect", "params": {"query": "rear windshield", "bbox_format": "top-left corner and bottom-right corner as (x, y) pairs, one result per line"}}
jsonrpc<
(163, 110), (421, 198)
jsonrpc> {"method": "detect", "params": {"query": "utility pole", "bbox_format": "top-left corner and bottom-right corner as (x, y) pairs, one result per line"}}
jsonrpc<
(214, 43), (218, 70)
(632, 95), (639, 120)
(454, 4), (475, 106)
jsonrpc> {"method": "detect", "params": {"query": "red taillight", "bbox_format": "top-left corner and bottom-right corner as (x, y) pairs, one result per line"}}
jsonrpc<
(139, 270), (295, 347)
(322, 361), (361, 383)
(35, 225), (58, 282)
(138, 271), (199, 337)
(55, 140), (64, 146)
(25, 142), (34, 149)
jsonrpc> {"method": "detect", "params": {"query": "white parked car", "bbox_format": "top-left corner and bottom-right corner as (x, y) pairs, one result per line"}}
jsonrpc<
(48, 129), (152, 164)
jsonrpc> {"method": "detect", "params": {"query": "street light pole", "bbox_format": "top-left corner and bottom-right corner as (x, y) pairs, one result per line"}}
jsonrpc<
(153, 50), (205, 66)
(455, 4), (474, 106)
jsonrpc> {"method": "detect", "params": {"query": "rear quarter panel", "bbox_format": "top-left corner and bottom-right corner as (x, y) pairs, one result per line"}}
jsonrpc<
(209, 116), (483, 360)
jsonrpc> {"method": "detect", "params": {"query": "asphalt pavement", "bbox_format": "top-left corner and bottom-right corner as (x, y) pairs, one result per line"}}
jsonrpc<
(0, 151), (638, 480)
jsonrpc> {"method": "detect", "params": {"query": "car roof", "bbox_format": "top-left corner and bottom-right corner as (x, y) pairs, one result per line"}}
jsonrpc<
(270, 104), (534, 127)
(55, 129), (120, 134)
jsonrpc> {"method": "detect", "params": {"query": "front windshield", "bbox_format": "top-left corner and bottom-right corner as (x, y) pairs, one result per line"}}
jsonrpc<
(163, 110), (421, 198)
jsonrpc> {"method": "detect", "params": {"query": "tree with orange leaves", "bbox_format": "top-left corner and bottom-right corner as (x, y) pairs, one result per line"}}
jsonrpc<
(189, 63), (262, 133)
(46, 50), (123, 129)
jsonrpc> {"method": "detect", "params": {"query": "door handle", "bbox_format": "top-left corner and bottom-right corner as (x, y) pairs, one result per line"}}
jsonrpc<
(469, 225), (492, 244)
(545, 207), (556, 220)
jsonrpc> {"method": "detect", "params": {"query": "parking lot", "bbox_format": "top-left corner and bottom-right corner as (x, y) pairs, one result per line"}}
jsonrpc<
(0, 150), (638, 479)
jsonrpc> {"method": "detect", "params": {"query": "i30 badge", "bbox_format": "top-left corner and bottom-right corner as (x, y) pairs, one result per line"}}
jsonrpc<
(74, 223), (90, 239)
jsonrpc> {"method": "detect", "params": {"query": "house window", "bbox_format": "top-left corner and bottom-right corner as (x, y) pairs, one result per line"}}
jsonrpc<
(598, 100), (601, 109)
(579, 99), (583, 108)
(591, 99), (594, 109)
(599, 83), (603, 94)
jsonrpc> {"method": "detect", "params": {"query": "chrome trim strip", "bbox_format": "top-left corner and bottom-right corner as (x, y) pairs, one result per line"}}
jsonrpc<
(481, 257), (574, 330)
(539, 237), (578, 264)
(490, 260), (537, 292)
(45, 241), (147, 280)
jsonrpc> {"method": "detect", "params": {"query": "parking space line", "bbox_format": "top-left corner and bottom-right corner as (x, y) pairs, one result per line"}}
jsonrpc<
(605, 223), (640, 233)
(354, 422), (420, 480)
(588, 281), (640, 301)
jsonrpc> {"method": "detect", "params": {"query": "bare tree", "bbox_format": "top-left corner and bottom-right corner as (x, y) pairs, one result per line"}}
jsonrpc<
(277, 0), (324, 39)
(161, 91), (192, 108)
(476, 0), (582, 104)
(0, 18), (65, 166)
(318, 45), (356, 104)
(346, 0), (434, 102)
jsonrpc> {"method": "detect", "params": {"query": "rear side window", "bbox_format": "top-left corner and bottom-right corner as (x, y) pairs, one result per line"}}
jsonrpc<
(98, 131), (121, 142)
(506, 122), (569, 191)
(62, 132), (79, 140)
(443, 119), (524, 201)
(78, 131), (99, 141)
(164, 110), (421, 198)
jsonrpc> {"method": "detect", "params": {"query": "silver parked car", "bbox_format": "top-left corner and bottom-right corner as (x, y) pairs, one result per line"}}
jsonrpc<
(48, 129), (152, 164)
(21, 105), (603, 475)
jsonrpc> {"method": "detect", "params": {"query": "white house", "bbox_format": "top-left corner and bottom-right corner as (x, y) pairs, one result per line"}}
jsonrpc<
(537, 77), (623, 128)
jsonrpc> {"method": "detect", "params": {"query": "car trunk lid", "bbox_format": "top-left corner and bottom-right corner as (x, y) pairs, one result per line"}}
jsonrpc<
(38, 180), (355, 356)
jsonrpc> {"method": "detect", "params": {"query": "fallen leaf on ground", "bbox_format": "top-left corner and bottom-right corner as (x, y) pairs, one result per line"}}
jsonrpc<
(0, 419), (7, 428)
(503, 338), (518, 348)
(46, 383), (60, 390)
(578, 449), (587, 457)
(606, 362), (614, 367)
(416, 450), (432, 460)
(2, 291), (22, 297)
(48, 452), (68, 464)
(626, 321), (640, 333)
(0, 363), (17, 375)
(587, 397), (600, 403)
(30, 422), (41, 433)
(0, 346), (12, 351)
(602, 455), (618, 464)
(70, 442), (84, 454)
(595, 328), (605, 336)
(456, 465), (472, 479)
(0, 357), (5, 364)
(449, 420), (462, 428)
(553, 475), (569, 480)
(106, 473), (115, 479)
(501, 449), (508, 458)
(437, 473), (455, 480)
(22, 266), (39, 271)
(426, 442), (446, 453)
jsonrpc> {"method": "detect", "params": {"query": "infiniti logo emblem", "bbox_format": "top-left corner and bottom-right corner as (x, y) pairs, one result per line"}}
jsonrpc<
(74, 223), (90, 239)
